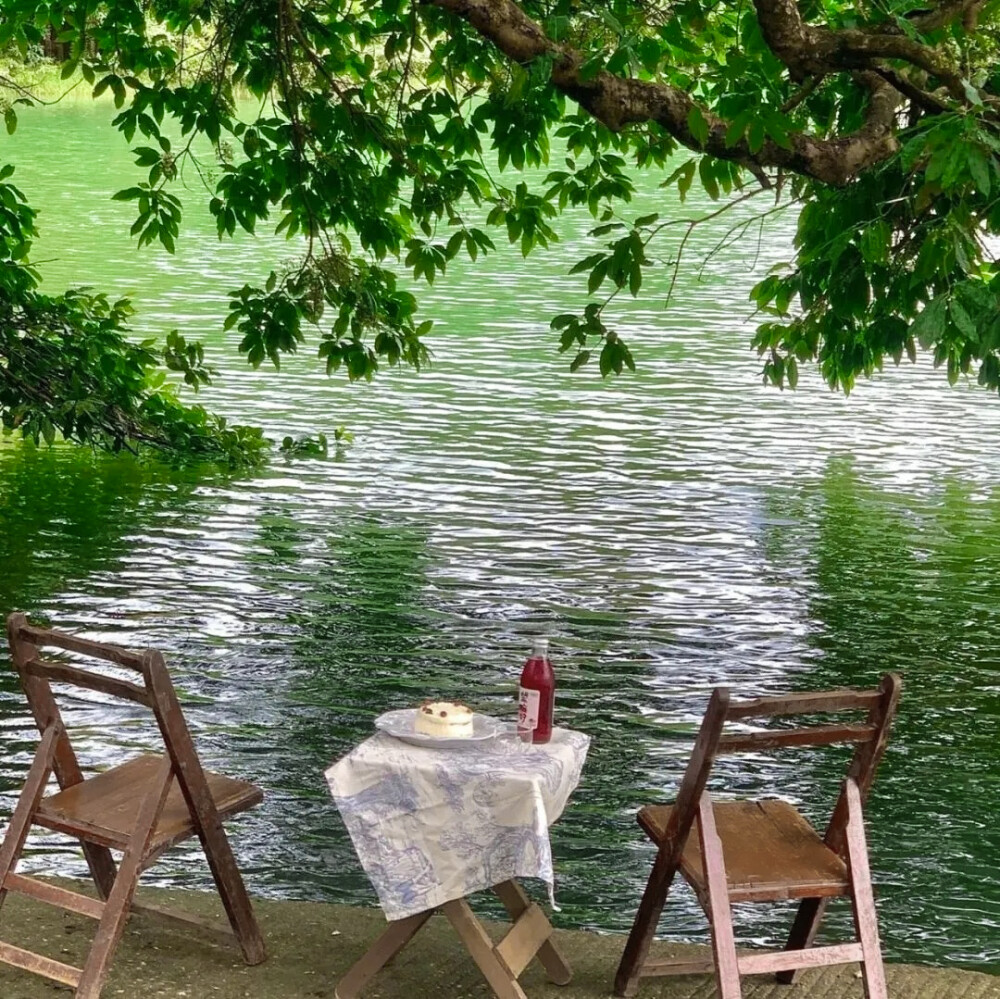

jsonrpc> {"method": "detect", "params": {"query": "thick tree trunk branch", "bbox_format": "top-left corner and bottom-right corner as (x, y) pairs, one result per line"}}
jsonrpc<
(825, 30), (963, 98)
(428, 0), (903, 186)
(428, 0), (550, 61)
(911, 0), (985, 32)
(751, 0), (822, 78)
(752, 0), (964, 98)
(873, 65), (951, 114)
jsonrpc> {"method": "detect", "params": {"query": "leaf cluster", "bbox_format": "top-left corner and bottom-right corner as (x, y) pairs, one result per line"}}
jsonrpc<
(1, 0), (1000, 456)
(752, 111), (1000, 395)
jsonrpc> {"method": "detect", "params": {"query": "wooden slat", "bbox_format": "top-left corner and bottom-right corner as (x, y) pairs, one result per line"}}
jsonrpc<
(697, 794), (741, 998)
(727, 689), (881, 720)
(3, 874), (105, 920)
(334, 911), (434, 999)
(494, 903), (552, 979)
(33, 754), (262, 853)
(718, 723), (875, 753)
(614, 687), (730, 998)
(738, 942), (863, 975)
(845, 778), (889, 999)
(130, 900), (237, 949)
(640, 800), (849, 904)
(442, 898), (527, 999)
(23, 659), (152, 707)
(0, 939), (82, 988)
(16, 624), (146, 671)
(7, 613), (122, 899)
(639, 957), (714, 977)
(493, 879), (571, 986)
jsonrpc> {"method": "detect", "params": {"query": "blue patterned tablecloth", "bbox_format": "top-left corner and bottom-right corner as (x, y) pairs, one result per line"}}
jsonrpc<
(325, 726), (590, 920)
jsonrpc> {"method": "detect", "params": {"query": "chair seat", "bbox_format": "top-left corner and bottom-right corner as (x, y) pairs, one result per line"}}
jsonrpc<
(34, 753), (263, 854)
(638, 798), (849, 902)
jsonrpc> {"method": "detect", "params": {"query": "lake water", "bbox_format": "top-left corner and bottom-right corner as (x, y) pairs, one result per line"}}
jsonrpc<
(0, 101), (998, 972)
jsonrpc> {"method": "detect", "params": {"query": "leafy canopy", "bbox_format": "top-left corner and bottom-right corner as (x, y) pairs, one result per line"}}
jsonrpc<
(2, 0), (1000, 461)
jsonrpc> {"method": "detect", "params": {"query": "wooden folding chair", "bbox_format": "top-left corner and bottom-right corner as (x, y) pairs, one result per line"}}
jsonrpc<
(0, 613), (267, 998)
(614, 673), (901, 999)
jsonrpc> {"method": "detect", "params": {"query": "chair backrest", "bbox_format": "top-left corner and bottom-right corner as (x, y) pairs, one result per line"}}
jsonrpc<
(660, 674), (901, 856)
(6, 611), (211, 797)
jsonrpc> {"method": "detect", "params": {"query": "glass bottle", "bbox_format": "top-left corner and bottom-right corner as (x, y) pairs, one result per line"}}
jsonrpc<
(517, 637), (555, 744)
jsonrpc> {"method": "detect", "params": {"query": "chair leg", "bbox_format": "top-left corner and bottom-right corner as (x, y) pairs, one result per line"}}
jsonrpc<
(776, 897), (829, 984)
(75, 757), (174, 999)
(81, 843), (120, 901)
(613, 844), (683, 996)
(697, 793), (742, 999)
(186, 800), (266, 965)
(778, 782), (840, 985)
(0, 723), (60, 913)
(844, 780), (888, 999)
(148, 656), (266, 966)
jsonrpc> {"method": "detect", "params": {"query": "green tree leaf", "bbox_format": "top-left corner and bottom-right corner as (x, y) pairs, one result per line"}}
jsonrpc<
(687, 106), (709, 147)
(911, 297), (949, 349)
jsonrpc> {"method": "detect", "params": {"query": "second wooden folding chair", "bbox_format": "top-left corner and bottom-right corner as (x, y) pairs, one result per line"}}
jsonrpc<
(614, 673), (901, 998)
(0, 613), (267, 998)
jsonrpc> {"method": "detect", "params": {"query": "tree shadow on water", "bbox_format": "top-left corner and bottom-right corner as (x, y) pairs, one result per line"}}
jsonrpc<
(240, 502), (700, 929)
(241, 511), (438, 901)
(0, 441), (226, 821)
(241, 510), (676, 927)
(0, 445), (195, 613)
(758, 458), (1000, 970)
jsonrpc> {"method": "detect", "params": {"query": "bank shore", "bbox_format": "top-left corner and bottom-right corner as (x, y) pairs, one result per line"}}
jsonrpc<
(0, 883), (996, 998)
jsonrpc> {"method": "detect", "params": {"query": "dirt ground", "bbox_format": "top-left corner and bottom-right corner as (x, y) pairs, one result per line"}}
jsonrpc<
(0, 883), (996, 999)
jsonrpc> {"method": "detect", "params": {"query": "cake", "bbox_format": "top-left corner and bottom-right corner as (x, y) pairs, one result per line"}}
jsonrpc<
(414, 701), (474, 738)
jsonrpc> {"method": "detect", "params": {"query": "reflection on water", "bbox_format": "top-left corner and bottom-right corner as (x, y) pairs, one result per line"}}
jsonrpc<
(0, 103), (998, 972)
(0, 445), (205, 615)
(759, 461), (1000, 967)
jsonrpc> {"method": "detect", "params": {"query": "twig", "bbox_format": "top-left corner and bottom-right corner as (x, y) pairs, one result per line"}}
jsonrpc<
(873, 65), (951, 115)
(781, 75), (824, 113)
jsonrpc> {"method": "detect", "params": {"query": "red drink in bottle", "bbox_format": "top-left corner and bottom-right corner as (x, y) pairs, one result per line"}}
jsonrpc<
(517, 638), (555, 744)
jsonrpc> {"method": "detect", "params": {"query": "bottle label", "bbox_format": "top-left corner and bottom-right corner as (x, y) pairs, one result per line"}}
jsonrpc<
(518, 687), (540, 732)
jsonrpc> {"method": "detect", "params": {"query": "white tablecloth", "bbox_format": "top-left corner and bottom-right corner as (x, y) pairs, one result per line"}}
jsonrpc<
(326, 726), (590, 920)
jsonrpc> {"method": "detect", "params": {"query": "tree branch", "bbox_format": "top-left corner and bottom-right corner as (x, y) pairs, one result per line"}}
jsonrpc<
(910, 0), (985, 33)
(827, 29), (963, 99)
(750, 0), (822, 79)
(428, 0), (903, 186)
(752, 0), (964, 99)
(872, 65), (951, 115)
(781, 75), (824, 113)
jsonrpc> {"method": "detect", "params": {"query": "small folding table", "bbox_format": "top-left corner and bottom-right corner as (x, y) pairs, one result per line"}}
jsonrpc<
(326, 724), (589, 999)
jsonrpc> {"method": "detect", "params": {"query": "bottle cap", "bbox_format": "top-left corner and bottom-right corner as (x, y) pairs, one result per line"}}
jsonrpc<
(531, 637), (549, 655)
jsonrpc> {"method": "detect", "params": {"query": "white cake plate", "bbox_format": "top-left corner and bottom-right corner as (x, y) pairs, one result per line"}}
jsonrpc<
(375, 708), (507, 748)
